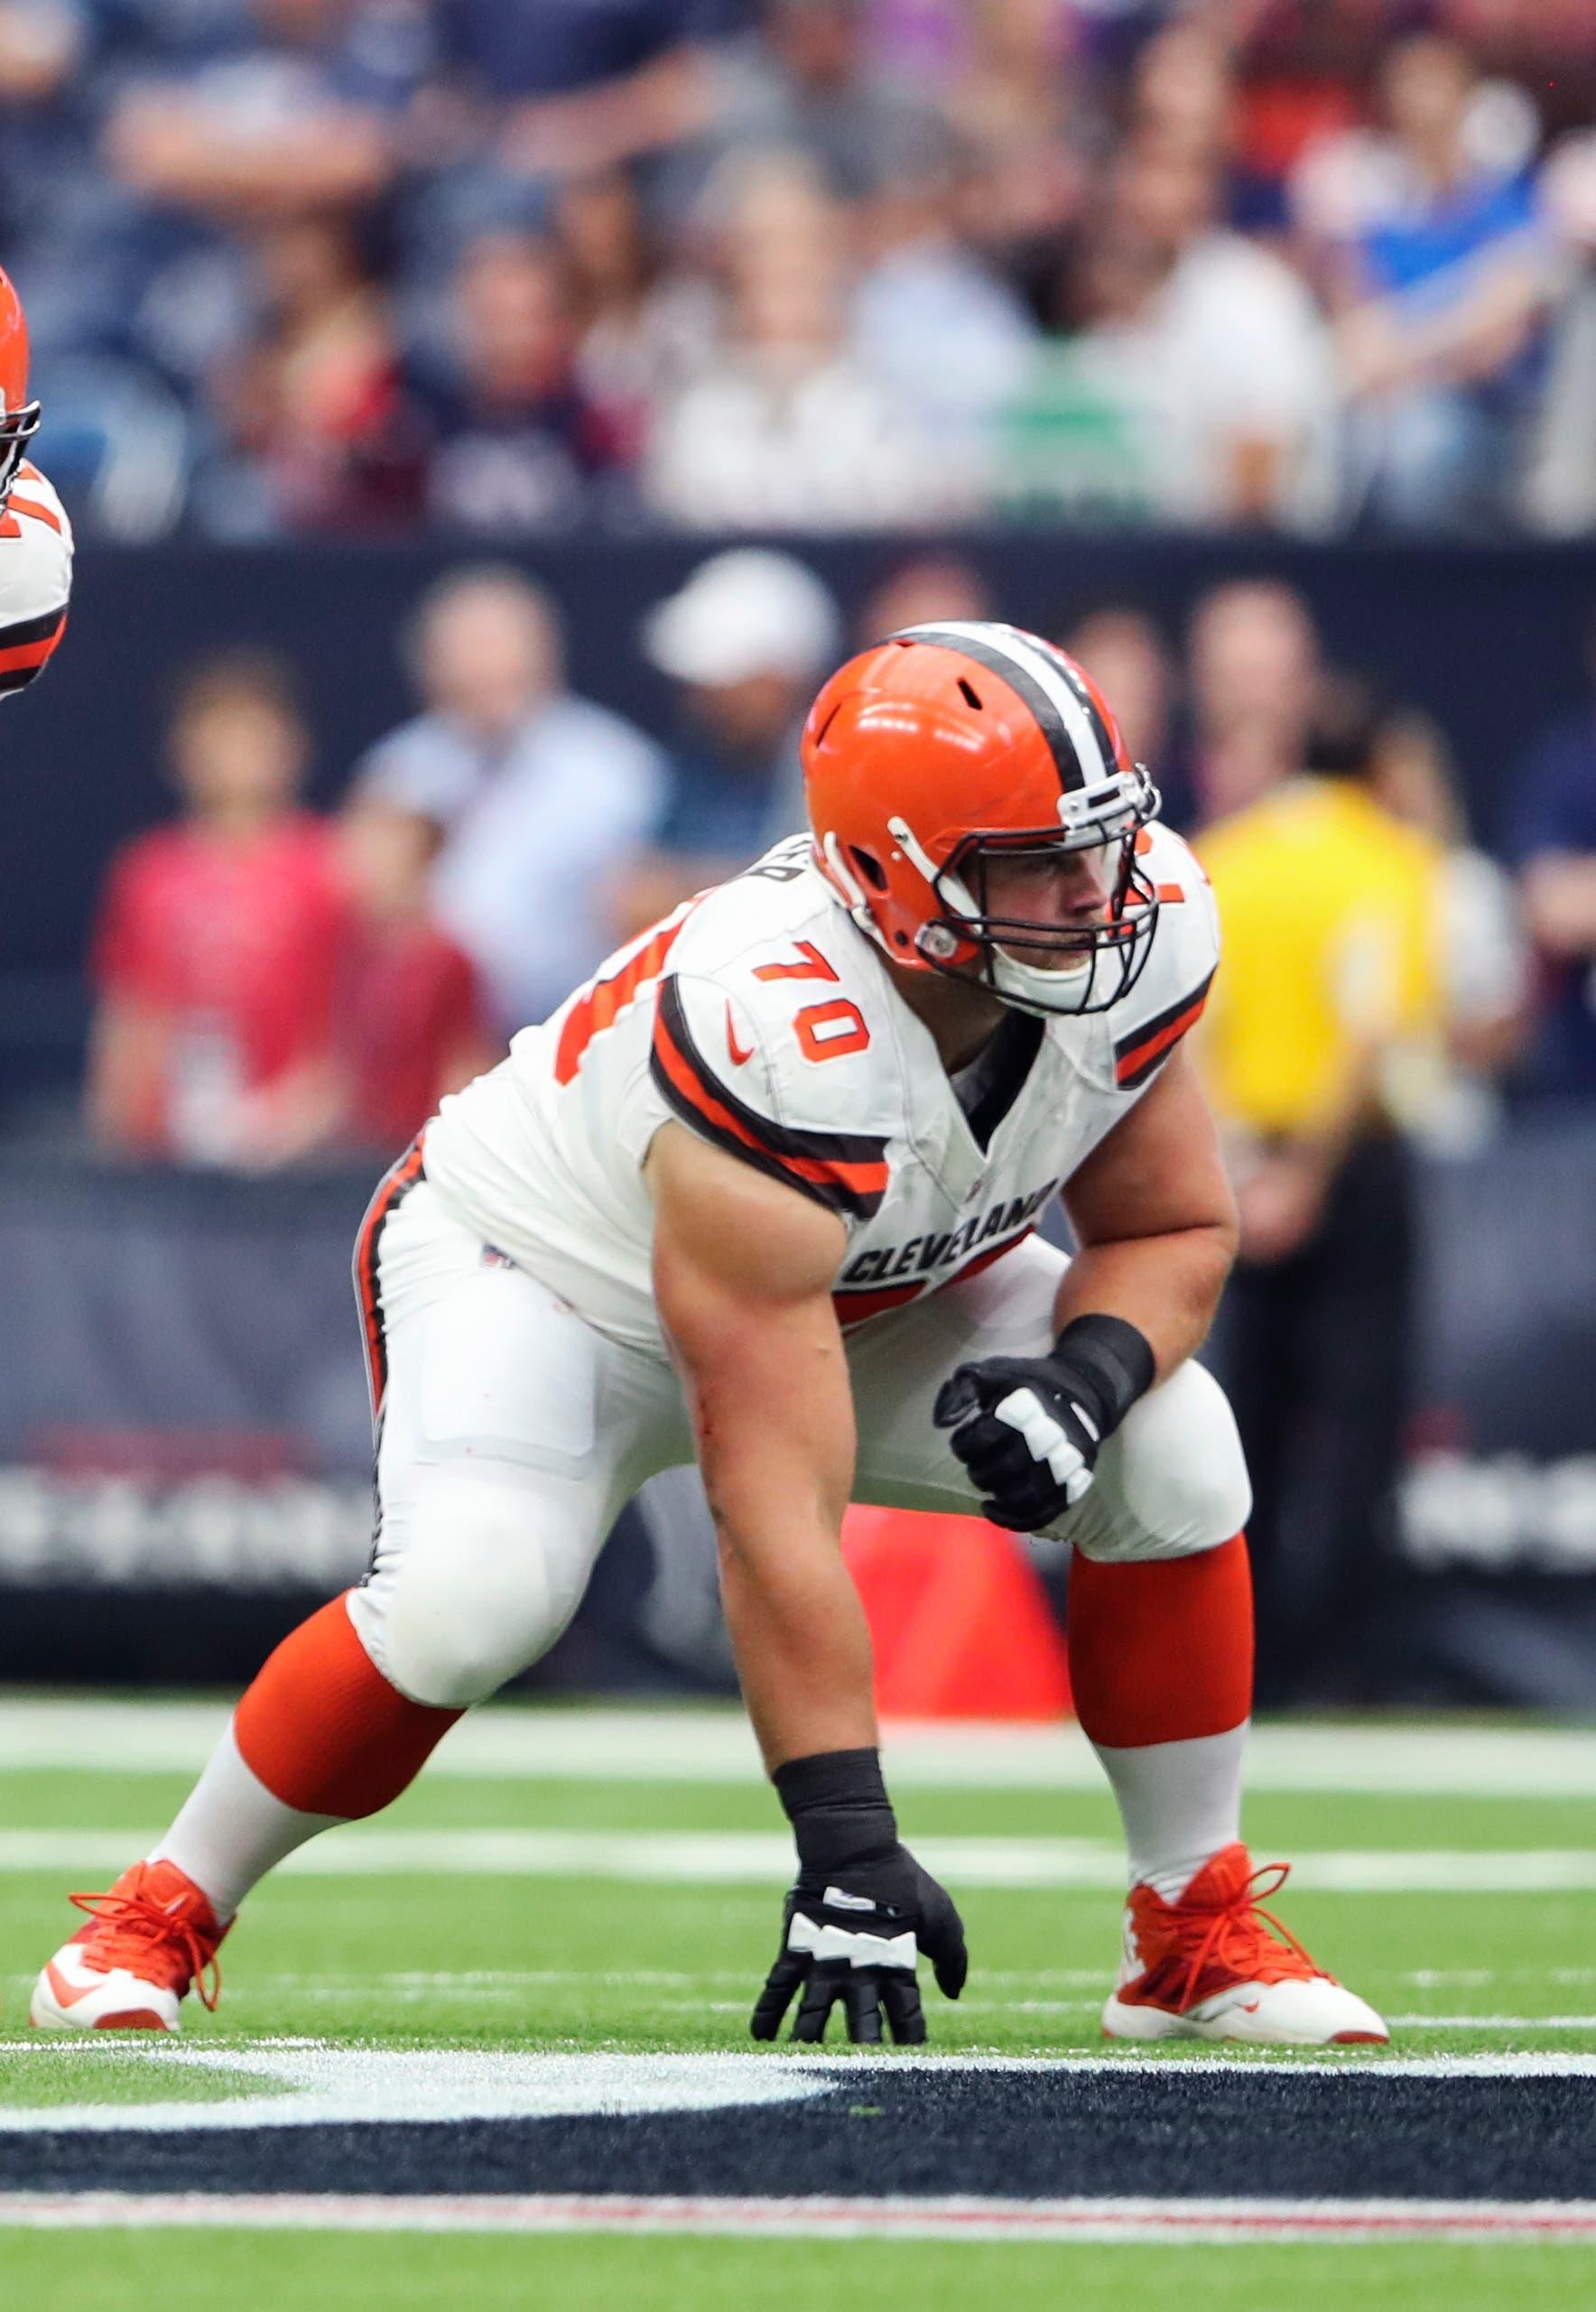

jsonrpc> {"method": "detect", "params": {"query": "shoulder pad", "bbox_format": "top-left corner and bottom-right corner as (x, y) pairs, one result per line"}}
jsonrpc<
(1105, 826), (1220, 1093)
(651, 963), (892, 1225)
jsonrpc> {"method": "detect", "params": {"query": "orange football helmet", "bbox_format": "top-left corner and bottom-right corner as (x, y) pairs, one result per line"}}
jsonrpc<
(803, 622), (1161, 1017)
(0, 265), (42, 506)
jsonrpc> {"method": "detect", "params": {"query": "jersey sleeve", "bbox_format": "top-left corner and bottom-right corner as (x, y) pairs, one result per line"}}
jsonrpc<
(0, 463), (73, 700)
(1105, 827), (1221, 1094)
(648, 966), (890, 1225)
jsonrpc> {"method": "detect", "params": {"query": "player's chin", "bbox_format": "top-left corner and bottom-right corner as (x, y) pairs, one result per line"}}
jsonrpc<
(995, 938), (1097, 974)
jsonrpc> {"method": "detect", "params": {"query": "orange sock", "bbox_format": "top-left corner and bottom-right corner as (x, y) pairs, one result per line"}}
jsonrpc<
(234, 1592), (461, 1819)
(1067, 1535), (1253, 1750)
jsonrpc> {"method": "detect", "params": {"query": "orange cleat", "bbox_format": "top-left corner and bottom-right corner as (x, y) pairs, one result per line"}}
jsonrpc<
(30, 1860), (227, 2032)
(1103, 1843), (1388, 2047)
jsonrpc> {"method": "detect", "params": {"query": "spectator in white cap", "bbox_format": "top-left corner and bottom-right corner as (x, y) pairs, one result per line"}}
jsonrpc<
(609, 547), (840, 937)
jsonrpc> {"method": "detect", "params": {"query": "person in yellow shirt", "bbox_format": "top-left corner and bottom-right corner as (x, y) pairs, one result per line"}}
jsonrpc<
(1194, 672), (1446, 1704)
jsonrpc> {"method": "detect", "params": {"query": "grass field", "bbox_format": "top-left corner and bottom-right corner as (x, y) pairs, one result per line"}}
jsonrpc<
(5, 1698), (1596, 2309)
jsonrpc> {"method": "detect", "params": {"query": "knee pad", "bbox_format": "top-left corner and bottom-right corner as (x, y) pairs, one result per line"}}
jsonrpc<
(353, 1467), (600, 1709)
(1068, 1360), (1253, 1565)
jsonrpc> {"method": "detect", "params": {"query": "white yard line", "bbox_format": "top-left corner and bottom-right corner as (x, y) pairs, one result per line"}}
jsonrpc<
(1388, 2016), (1596, 2030)
(5, 2190), (1596, 2242)
(1, 1827), (1595, 1893)
(6, 1700), (1596, 1796)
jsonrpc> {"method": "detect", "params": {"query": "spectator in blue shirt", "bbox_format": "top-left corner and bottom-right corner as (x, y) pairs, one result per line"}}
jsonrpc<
(609, 547), (840, 937)
(1296, 32), (1560, 534)
(1508, 607), (1596, 1102)
(354, 564), (667, 1029)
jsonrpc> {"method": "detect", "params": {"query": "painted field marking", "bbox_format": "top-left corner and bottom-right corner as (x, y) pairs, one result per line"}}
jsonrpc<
(5, 1702), (1596, 1797)
(4, 1828), (1596, 1894)
(5, 2191), (1596, 2242)
(5, 2043), (1596, 2080)
(0, 2045), (838, 2132)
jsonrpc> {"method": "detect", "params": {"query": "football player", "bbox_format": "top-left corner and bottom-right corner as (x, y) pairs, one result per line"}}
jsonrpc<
(32, 624), (1387, 2047)
(0, 265), (71, 698)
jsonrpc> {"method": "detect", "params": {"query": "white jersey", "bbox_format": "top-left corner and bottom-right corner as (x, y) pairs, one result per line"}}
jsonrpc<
(423, 823), (1220, 1355)
(0, 460), (71, 700)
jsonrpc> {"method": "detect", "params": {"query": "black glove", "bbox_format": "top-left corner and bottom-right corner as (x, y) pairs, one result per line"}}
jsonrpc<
(751, 1748), (968, 2047)
(933, 1313), (1155, 1533)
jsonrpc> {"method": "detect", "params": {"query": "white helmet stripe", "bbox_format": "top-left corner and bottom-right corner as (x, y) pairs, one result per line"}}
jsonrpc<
(897, 621), (1110, 794)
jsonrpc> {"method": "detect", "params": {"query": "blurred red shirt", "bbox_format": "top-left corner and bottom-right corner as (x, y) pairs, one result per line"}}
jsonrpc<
(91, 814), (346, 1153)
(337, 915), (492, 1151)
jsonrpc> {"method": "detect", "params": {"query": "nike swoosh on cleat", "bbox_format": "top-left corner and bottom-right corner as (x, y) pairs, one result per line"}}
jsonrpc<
(44, 1960), (99, 2010)
(725, 1003), (755, 1068)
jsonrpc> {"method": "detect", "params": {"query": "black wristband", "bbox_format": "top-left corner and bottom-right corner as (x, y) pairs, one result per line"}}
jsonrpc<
(1050, 1313), (1156, 1441)
(773, 1747), (898, 1876)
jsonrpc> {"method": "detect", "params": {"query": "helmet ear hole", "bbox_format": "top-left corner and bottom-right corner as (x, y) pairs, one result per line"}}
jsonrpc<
(849, 844), (888, 891)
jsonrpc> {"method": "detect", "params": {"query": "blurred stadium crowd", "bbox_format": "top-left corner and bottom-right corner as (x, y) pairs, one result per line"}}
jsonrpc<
(80, 546), (1596, 1174)
(5, 0), (1596, 542)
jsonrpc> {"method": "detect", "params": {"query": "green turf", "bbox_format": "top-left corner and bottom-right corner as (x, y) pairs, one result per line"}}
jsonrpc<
(9, 1764), (1595, 1847)
(4, 1748), (1595, 2066)
(6, 2231), (1596, 2312)
(4, 1707), (1594, 2310)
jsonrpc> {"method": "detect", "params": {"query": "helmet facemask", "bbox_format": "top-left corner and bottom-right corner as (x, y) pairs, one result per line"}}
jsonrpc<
(0, 398), (41, 506)
(887, 765), (1163, 1018)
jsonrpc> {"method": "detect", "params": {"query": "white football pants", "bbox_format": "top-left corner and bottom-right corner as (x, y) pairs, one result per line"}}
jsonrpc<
(348, 1180), (1252, 1709)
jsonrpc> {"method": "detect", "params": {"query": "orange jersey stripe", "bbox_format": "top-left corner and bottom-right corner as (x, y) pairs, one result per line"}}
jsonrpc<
(555, 915), (690, 1085)
(7, 492), (61, 534)
(0, 627), (61, 675)
(353, 1137), (426, 1416)
(1115, 982), (1212, 1089)
(651, 986), (890, 1215)
(654, 1018), (888, 1202)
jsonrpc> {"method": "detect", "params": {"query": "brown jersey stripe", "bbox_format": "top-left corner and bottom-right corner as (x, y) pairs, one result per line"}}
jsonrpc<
(0, 610), (64, 674)
(651, 1009), (889, 1217)
(0, 603), (65, 652)
(1114, 967), (1217, 1090)
(655, 978), (890, 1168)
(652, 980), (888, 1219)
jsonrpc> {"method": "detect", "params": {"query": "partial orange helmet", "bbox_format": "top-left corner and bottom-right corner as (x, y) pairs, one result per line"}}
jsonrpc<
(0, 265), (42, 505)
(803, 622), (1162, 1017)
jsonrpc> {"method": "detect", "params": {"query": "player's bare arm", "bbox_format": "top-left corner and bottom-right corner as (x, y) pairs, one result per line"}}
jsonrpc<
(1053, 1045), (1239, 1378)
(646, 1117), (870, 1770)
(648, 1119), (968, 2044)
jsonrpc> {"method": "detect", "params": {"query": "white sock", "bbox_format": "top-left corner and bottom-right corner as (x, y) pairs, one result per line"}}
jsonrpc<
(149, 1720), (343, 1922)
(1091, 1721), (1248, 1904)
